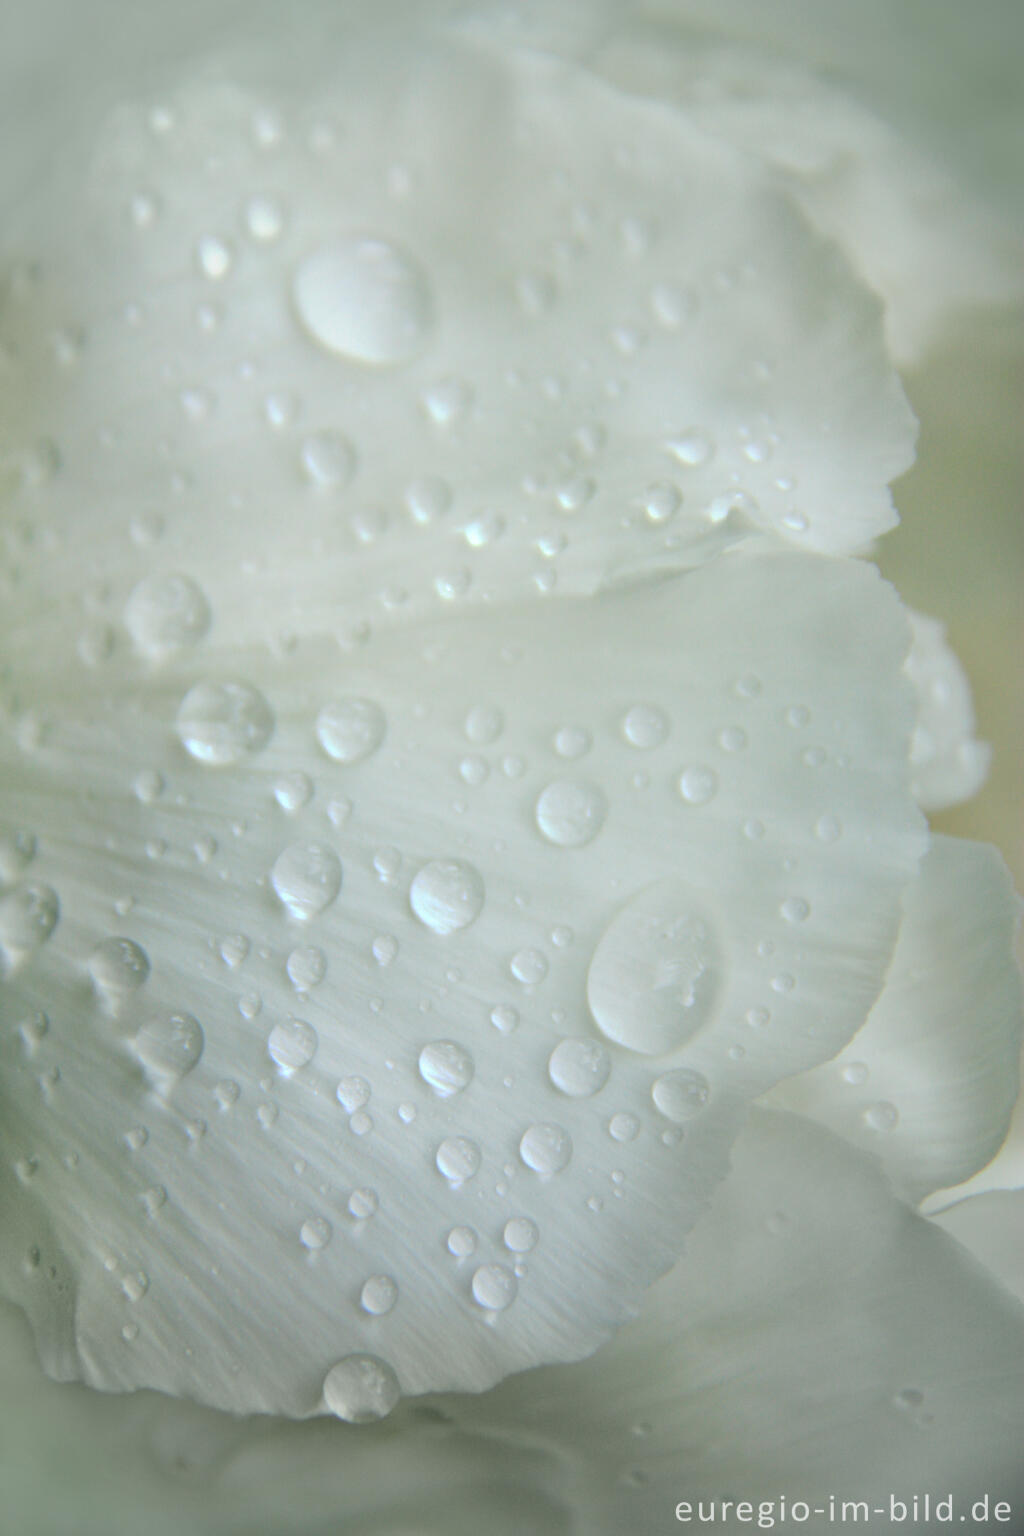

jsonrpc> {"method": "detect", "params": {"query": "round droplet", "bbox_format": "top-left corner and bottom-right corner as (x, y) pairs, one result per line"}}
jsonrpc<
(677, 765), (719, 806)
(621, 704), (669, 750)
(510, 948), (548, 985)
(472, 1264), (517, 1312)
(553, 726), (591, 760)
(273, 772), (313, 812)
(409, 861), (485, 935)
(419, 1040), (474, 1098)
(535, 779), (607, 847)
(89, 938), (150, 999)
(642, 482), (680, 524)
(780, 897), (810, 924)
(323, 1355), (400, 1423)
(124, 575), (210, 660)
(447, 1225), (477, 1257)
(348, 1187), (379, 1220)
(299, 430), (356, 488)
(503, 1217), (538, 1254)
(267, 1017), (318, 1072)
(863, 1101), (899, 1133)
(464, 705), (504, 744)
(337, 1076), (371, 1113)
(195, 235), (233, 279)
(0, 883), (59, 954)
(405, 476), (452, 525)
(293, 237), (433, 365)
(315, 698), (386, 763)
(459, 755), (489, 786)
(372, 934), (398, 966)
(651, 1068), (710, 1123)
(608, 1112), (640, 1143)
(176, 681), (274, 765)
(270, 843), (342, 920)
(0, 828), (36, 882)
(841, 1062), (869, 1086)
(667, 429), (713, 467)
(587, 880), (720, 1055)
(490, 1004), (519, 1034)
(435, 1136), (481, 1185)
(134, 1013), (204, 1088)
(519, 1123), (572, 1175)
(717, 726), (747, 753)
(286, 946), (326, 991)
(244, 195), (285, 243)
(300, 1217), (332, 1250)
(360, 1274), (398, 1315)
(548, 1037), (611, 1098)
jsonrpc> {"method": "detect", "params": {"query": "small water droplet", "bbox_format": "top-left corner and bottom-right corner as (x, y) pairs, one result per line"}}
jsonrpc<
(436, 1136), (481, 1185)
(510, 948), (548, 985)
(503, 1217), (538, 1254)
(299, 430), (356, 488)
(490, 1004), (519, 1034)
(621, 703), (669, 750)
(519, 1122), (572, 1174)
(608, 1112), (640, 1143)
(348, 1187), (379, 1220)
(552, 726), (591, 760)
(214, 1079), (240, 1110)
(243, 195), (285, 243)
(472, 1264), (517, 1312)
(548, 1037), (611, 1098)
(447, 1225), (476, 1257)
(863, 1101), (899, 1132)
(195, 236), (233, 280)
(667, 429), (713, 468)
(88, 938), (150, 999)
(651, 1068), (710, 1123)
(677, 765), (719, 805)
(286, 946), (326, 991)
(360, 1274), (398, 1315)
(815, 814), (842, 844)
(316, 698), (386, 763)
(121, 1270), (149, 1303)
(336, 1076), (371, 1113)
(642, 482), (680, 525)
(274, 772), (313, 812)
(535, 779), (607, 847)
(717, 726), (747, 753)
(409, 861), (485, 935)
(464, 705), (504, 744)
(134, 1013), (204, 1089)
(293, 237), (433, 365)
(842, 1062), (869, 1086)
(267, 1017), (318, 1072)
(176, 680), (274, 765)
(124, 575), (210, 660)
(893, 1387), (924, 1411)
(419, 1040), (474, 1097)
(650, 282), (696, 327)
(323, 1355), (400, 1422)
(300, 1216), (332, 1250)
(780, 897), (809, 924)
(422, 376), (473, 427)
(270, 843), (342, 920)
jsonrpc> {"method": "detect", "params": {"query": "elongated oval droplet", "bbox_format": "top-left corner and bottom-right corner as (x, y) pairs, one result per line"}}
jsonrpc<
(587, 880), (721, 1055)
(293, 236), (433, 365)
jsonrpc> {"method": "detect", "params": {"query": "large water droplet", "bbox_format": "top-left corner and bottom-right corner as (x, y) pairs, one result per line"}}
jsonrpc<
(315, 698), (386, 763)
(535, 779), (607, 847)
(124, 575), (210, 660)
(293, 237), (433, 365)
(548, 1037), (611, 1098)
(410, 861), (484, 935)
(472, 1264), (517, 1312)
(267, 1016), (318, 1072)
(271, 843), (342, 920)
(519, 1123), (572, 1175)
(134, 1013), (204, 1089)
(0, 884), (59, 955)
(419, 1040), (474, 1097)
(651, 1068), (710, 1122)
(176, 681), (274, 765)
(322, 1355), (400, 1422)
(89, 937), (150, 1000)
(587, 880), (721, 1055)
(435, 1136), (481, 1185)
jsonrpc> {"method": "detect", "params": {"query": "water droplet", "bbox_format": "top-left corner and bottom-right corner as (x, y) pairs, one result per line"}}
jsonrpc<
(621, 703), (669, 749)
(666, 429), (713, 467)
(0, 829), (37, 881)
(677, 765), (719, 805)
(214, 1079), (240, 1110)
(535, 779), (607, 847)
(815, 814), (842, 844)
(243, 195), (285, 243)
(464, 705), (504, 744)
(270, 843), (342, 920)
(786, 705), (811, 728)
(299, 430), (356, 488)
(134, 1013), (204, 1089)
(300, 1216), (332, 1250)
(608, 1112), (640, 1143)
(372, 934), (398, 966)
(336, 1076), (370, 1113)
(553, 726), (591, 760)
(286, 946), (326, 991)
(519, 1122), (572, 1174)
(548, 1037), (611, 1098)
(863, 1101), (899, 1133)
(323, 1355), (400, 1422)
(316, 698), (386, 763)
(404, 476), (452, 525)
(293, 237), (433, 365)
(0, 883), (59, 955)
(409, 861), (485, 935)
(510, 948), (548, 985)
(195, 236), (233, 280)
(176, 681), (274, 766)
(842, 1062), (869, 1086)
(490, 1004), (519, 1034)
(124, 574), (210, 659)
(780, 897), (809, 924)
(88, 938), (150, 999)
(436, 1136), (481, 1185)
(348, 1187), (379, 1220)
(121, 1270), (150, 1303)
(274, 772), (313, 812)
(472, 1264), (517, 1312)
(447, 1225), (476, 1257)
(419, 1040), (474, 1098)
(459, 755), (489, 786)
(503, 1217), (538, 1253)
(587, 881), (720, 1055)
(133, 770), (164, 805)
(422, 376), (473, 427)
(651, 1068), (710, 1123)
(642, 482), (680, 524)
(141, 1185), (167, 1217)
(555, 476), (595, 513)
(360, 1274), (398, 1315)
(650, 282), (696, 327)
(267, 1017), (318, 1072)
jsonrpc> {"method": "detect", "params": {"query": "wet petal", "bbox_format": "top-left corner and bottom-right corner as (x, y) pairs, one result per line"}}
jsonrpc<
(767, 836), (1022, 1202)
(932, 1190), (1024, 1308)
(0, 552), (924, 1413)
(904, 610), (991, 812)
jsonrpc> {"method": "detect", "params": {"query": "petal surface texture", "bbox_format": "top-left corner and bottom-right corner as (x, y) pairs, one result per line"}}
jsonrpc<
(904, 610), (991, 812)
(0, 550), (924, 1412)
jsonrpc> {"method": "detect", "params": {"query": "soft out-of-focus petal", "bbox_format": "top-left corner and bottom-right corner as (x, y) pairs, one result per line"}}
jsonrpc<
(904, 610), (991, 811)
(932, 1190), (1024, 1308)
(0, 552), (925, 1413)
(766, 836), (1022, 1203)
(5, 1111), (1024, 1533)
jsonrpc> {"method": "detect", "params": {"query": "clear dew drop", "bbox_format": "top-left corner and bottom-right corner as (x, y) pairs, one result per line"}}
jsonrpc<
(842, 1062), (869, 1086)
(677, 765), (719, 806)
(409, 860), (485, 935)
(435, 1136), (481, 1185)
(360, 1274), (399, 1315)
(348, 1187), (379, 1220)
(315, 698), (386, 763)
(286, 946), (326, 991)
(323, 1354), (400, 1423)
(134, 1013), (204, 1089)
(553, 726), (591, 760)
(472, 1264), (518, 1312)
(608, 1112), (640, 1143)
(863, 1101), (899, 1133)
(336, 1076), (371, 1113)
(405, 476), (452, 525)
(519, 1122), (572, 1175)
(780, 897), (810, 924)
(621, 703), (670, 749)
(300, 1216), (332, 1250)
(274, 772), (313, 812)
(195, 235), (233, 279)
(270, 842), (342, 920)
(651, 1068), (710, 1123)
(124, 574), (210, 660)
(548, 1037), (611, 1098)
(293, 237), (433, 366)
(88, 937), (150, 999)
(503, 1217), (538, 1254)
(419, 1040), (474, 1098)
(535, 778), (607, 847)
(0, 883), (59, 954)
(267, 1017), (318, 1072)
(587, 880), (720, 1055)
(490, 1004), (519, 1034)
(464, 705), (504, 745)
(510, 948), (548, 986)
(243, 195), (285, 243)
(666, 429), (713, 468)
(176, 681), (274, 765)
(642, 482), (680, 525)
(299, 430), (356, 488)
(447, 1225), (477, 1257)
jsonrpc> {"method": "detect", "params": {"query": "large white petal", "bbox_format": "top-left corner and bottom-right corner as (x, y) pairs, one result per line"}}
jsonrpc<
(932, 1190), (1024, 1308)
(767, 835), (1022, 1202)
(0, 552), (925, 1413)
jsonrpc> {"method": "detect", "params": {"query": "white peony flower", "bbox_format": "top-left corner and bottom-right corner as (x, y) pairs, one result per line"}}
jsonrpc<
(1, 2), (1021, 1530)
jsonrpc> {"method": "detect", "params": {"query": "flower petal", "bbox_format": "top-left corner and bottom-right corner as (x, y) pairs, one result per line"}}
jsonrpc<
(904, 610), (990, 812)
(0, 551), (924, 1413)
(932, 1190), (1024, 1308)
(767, 835), (1023, 1202)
